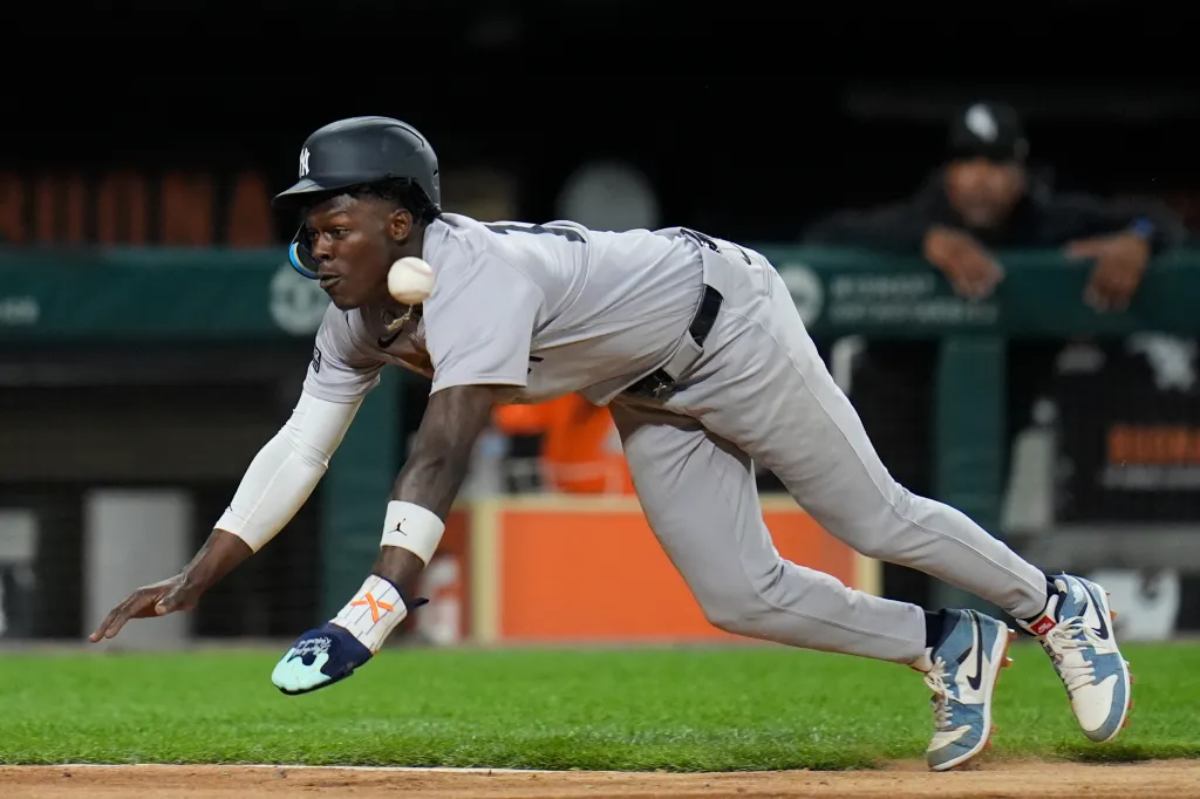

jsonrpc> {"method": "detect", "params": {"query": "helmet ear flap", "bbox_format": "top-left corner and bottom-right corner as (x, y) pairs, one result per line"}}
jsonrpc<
(287, 227), (321, 279)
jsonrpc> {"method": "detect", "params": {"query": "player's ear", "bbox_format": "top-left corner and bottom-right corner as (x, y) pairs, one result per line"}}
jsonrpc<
(389, 208), (415, 243)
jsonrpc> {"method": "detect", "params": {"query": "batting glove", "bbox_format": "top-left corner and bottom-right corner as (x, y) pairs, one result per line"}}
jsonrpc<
(270, 622), (372, 695)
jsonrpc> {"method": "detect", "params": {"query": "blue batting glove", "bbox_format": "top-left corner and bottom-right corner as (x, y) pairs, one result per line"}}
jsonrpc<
(270, 622), (372, 695)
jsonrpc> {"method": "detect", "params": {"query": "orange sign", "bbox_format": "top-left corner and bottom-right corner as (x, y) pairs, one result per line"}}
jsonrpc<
(468, 496), (877, 643)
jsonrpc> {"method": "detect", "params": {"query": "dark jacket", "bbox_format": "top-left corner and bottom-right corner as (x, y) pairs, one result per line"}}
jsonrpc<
(804, 169), (1185, 255)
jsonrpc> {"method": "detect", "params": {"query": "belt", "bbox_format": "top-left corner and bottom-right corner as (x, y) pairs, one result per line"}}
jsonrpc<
(624, 284), (723, 399)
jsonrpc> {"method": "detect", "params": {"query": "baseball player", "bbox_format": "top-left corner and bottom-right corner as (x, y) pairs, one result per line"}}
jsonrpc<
(90, 116), (1132, 771)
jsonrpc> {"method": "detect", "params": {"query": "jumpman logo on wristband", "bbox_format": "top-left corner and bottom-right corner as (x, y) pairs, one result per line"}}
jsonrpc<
(351, 592), (395, 622)
(391, 519), (408, 536)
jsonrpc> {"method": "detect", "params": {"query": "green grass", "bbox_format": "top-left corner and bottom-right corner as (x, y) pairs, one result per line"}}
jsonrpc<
(0, 642), (1197, 770)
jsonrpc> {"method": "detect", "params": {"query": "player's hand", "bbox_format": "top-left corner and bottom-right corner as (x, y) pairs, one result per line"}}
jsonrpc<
(88, 573), (203, 642)
(1067, 231), (1151, 312)
(923, 226), (1005, 301)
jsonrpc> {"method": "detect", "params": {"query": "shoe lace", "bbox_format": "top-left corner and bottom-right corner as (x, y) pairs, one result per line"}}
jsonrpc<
(923, 658), (953, 730)
(1042, 615), (1100, 693)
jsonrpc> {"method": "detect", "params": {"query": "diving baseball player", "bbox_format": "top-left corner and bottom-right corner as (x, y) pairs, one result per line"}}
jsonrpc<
(91, 117), (1132, 771)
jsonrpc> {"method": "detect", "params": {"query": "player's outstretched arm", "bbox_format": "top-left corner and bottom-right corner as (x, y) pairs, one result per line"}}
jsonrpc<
(271, 384), (499, 695)
(89, 391), (361, 644)
(88, 529), (252, 641)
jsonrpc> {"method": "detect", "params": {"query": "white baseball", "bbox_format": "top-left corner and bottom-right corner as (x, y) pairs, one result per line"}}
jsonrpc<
(387, 257), (435, 305)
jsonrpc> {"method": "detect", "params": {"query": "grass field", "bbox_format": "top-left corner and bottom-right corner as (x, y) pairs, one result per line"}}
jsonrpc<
(1, 641), (1198, 771)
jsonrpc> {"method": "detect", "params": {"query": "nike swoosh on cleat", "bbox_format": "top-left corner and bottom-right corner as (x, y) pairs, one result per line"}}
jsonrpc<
(1081, 582), (1110, 640)
(966, 614), (983, 691)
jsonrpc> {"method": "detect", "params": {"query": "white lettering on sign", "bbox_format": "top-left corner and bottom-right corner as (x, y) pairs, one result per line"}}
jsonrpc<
(830, 273), (937, 299)
(824, 272), (997, 328)
(0, 297), (40, 326)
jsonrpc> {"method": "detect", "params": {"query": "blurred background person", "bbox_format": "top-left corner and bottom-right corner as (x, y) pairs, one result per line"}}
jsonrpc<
(493, 398), (634, 495)
(804, 100), (1186, 605)
(807, 101), (1183, 310)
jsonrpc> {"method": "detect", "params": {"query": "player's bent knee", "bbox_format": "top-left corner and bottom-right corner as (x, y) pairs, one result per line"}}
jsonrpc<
(703, 605), (765, 637)
(698, 589), (791, 641)
(851, 534), (904, 561)
(701, 599), (832, 649)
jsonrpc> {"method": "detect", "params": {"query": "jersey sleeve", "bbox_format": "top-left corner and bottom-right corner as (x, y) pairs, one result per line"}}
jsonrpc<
(302, 303), (384, 403)
(425, 255), (544, 395)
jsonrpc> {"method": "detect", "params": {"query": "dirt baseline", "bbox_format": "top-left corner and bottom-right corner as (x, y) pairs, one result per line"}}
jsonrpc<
(3, 760), (1199, 798)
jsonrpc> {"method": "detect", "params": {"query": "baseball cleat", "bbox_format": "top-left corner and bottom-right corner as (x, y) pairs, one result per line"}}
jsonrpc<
(271, 622), (373, 695)
(1018, 574), (1132, 743)
(922, 609), (1015, 771)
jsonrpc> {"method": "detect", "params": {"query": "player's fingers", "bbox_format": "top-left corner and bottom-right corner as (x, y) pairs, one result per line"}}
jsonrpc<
(87, 618), (112, 643)
(89, 602), (130, 642)
(101, 601), (148, 639)
(89, 593), (139, 641)
(93, 590), (156, 640)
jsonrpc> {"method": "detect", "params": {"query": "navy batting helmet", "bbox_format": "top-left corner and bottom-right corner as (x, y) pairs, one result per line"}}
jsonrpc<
(276, 116), (441, 278)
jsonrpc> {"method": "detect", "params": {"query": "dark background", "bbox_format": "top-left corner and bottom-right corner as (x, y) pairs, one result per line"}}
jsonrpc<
(6, 1), (1199, 244)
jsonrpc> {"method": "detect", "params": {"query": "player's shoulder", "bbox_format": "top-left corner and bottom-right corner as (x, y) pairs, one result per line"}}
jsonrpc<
(427, 212), (502, 245)
(430, 213), (598, 250)
(422, 213), (488, 265)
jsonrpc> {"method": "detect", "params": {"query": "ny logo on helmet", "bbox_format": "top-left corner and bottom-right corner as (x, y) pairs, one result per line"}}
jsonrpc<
(299, 148), (311, 178)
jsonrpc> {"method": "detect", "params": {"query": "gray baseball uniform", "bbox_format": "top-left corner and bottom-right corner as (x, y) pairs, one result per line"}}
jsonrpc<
(305, 212), (1048, 663)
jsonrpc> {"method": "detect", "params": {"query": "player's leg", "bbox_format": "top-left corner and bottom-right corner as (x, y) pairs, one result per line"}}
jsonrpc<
(612, 400), (1012, 770)
(610, 401), (928, 663)
(674, 270), (1050, 621)
(672, 266), (1130, 745)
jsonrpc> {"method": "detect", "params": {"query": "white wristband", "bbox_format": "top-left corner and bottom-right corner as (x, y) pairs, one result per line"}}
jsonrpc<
(381, 501), (445, 565)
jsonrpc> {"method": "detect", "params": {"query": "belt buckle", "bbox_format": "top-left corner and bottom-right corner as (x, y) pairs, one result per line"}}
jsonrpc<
(628, 370), (674, 400)
(649, 376), (673, 399)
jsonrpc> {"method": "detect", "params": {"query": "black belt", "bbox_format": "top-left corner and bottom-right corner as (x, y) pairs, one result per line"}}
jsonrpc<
(624, 284), (723, 399)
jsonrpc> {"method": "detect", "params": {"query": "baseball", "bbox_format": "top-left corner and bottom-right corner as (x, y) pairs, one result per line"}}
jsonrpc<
(387, 256), (435, 304)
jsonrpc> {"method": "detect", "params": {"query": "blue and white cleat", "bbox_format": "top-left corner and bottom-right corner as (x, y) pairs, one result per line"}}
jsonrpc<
(922, 609), (1015, 771)
(271, 623), (373, 695)
(1019, 573), (1133, 743)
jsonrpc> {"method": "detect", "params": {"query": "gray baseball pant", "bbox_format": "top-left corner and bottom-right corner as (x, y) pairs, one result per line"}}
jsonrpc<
(610, 246), (1047, 664)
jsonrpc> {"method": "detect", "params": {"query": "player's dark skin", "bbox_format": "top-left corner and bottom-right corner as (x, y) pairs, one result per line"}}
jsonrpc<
(90, 195), (495, 642)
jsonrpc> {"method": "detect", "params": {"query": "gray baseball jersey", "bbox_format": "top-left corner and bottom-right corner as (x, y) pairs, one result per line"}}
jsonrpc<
(303, 211), (1049, 664)
(303, 213), (704, 406)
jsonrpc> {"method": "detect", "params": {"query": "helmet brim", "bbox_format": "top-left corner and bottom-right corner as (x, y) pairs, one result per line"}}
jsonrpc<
(271, 177), (358, 210)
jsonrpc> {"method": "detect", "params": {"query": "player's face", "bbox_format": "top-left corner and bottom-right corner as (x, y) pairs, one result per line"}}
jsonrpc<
(944, 158), (1027, 229)
(302, 195), (396, 309)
